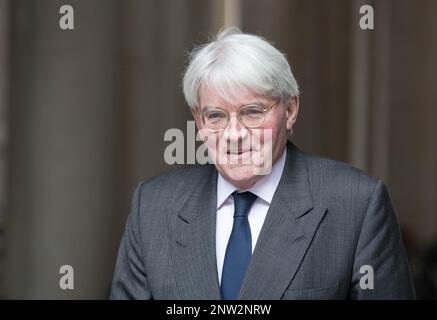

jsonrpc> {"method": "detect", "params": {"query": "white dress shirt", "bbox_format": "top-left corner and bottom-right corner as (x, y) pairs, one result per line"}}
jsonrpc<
(216, 148), (287, 284)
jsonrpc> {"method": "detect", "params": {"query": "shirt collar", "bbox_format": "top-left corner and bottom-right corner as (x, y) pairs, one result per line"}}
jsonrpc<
(217, 147), (287, 209)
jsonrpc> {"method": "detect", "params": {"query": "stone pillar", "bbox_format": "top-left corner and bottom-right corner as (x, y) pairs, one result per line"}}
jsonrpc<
(388, 0), (437, 246)
(6, 0), (122, 298)
(117, 0), (215, 207)
(349, 0), (372, 171)
(0, 0), (10, 298)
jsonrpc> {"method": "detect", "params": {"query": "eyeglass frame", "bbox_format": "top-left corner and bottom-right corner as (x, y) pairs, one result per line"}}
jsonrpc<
(194, 100), (281, 132)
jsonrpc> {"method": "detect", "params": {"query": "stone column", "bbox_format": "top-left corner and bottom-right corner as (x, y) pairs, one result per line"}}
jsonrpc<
(117, 0), (215, 208)
(6, 0), (122, 298)
(0, 0), (10, 299)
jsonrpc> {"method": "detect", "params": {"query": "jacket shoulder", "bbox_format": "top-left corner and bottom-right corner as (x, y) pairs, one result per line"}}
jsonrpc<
(301, 151), (380, 203)
(133, 164), (215, 210)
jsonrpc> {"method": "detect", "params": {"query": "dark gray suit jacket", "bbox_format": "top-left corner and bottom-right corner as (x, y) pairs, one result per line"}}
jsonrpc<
(110, 142), (415, 299)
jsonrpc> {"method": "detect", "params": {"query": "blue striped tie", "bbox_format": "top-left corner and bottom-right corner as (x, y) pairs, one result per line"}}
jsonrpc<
(220, 191), (257, 300)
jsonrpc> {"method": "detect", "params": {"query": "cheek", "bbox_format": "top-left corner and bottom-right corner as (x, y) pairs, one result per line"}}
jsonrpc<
(196, 123), (215, 145)
(203, 133), (219, 149)
(259, 116), (286, 142)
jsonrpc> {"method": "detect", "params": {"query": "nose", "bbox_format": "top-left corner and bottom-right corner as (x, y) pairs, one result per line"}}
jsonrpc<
(222, 112), (248, 141)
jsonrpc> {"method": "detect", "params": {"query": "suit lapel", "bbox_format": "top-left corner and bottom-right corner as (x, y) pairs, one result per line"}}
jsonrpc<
(239, 143), (327, 299)
(170, 166), (222, 299)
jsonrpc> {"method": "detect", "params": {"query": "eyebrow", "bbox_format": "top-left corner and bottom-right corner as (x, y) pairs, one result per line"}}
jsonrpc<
(201, 101), (267, 111)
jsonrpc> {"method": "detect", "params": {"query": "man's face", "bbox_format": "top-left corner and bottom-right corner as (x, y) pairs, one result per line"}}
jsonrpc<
(193, 86), (299, 190)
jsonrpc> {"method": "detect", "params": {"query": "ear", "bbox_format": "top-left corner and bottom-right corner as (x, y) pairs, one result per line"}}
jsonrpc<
(285, 96), (299, 131)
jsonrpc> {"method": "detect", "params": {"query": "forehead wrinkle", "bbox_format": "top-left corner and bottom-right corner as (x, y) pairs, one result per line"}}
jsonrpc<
(200, 84), (270, 109)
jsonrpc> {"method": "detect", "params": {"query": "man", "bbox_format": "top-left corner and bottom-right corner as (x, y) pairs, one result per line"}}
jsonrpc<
(110, 28), (415, 299)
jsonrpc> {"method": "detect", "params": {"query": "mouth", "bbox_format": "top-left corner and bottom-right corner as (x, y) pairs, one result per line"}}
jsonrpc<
(226, 148), (253, 156)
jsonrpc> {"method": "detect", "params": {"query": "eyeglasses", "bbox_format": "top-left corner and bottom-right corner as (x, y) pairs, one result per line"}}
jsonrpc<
(197, 101), (280, 131)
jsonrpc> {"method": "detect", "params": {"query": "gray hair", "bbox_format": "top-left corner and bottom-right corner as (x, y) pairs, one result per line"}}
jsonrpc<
(182, 27), (300, 110)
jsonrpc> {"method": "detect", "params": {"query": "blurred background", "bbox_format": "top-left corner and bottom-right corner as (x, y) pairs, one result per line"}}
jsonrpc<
(0, 0), (436, 299)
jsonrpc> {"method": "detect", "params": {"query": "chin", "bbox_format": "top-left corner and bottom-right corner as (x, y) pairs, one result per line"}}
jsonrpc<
(220, 165), (259, 189)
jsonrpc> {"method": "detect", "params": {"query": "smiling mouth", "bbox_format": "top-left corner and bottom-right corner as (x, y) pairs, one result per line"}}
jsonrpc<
(227, 148), (253, 155)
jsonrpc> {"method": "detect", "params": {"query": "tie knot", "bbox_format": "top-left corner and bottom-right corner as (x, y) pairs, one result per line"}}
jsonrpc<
(232, 191), (257, 218)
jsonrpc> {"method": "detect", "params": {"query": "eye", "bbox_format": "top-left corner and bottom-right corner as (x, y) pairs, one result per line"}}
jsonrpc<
(204, 110), (227, 123)
(240, 106), (264, 119)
